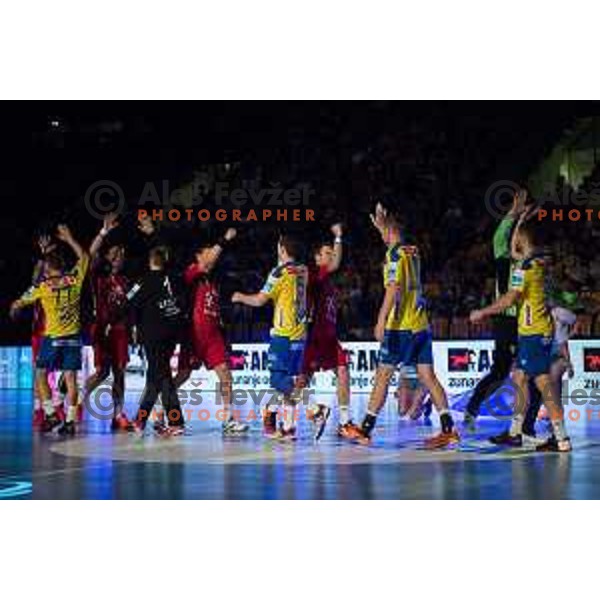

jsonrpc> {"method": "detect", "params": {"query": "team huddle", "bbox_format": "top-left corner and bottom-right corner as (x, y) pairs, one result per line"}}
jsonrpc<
(10, 192), (576, 451)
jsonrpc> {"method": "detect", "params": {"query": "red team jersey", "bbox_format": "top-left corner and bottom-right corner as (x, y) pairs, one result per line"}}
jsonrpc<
(308, 265), (338, 337)
(94, 272), (129, 326)
(184, 263), (221, 327)
(179, 263), (228, 370)
(304, 265), (347, 373)
(91, 271), (130, 370)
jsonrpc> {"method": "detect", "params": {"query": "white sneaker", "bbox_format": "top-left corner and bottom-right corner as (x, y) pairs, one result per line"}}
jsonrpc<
(222, 418), (249, 436)
(522, 434), (546, 449)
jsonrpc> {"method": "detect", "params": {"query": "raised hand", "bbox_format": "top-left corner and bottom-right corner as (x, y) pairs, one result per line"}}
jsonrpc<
(370, 202), (387, 232)
(510, 189), (528, 216)
(37, 235), (56, 256)
(224, 227), (237, 242)
(331, 222), (343, 238)
(137, 213), (155, 236)
(102, 213), (119, 233)
(56, 224), (72, 242)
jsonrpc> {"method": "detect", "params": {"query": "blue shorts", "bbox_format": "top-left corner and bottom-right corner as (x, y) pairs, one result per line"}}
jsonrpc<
(36, 335), (82, 371)
(379, 329), (433, 368)
(516, 334), (552, 377)
(268, 335), (306, 394)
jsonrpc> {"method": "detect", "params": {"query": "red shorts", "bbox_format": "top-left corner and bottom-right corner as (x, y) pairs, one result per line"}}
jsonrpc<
(178, 325), (228, 372)
(302, 336), (348, 374)
(91, 323), (129, 371)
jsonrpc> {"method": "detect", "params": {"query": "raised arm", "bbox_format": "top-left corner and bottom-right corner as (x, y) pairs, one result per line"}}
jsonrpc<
(32, 234), (56, 283)
(328, 223), (343, 273)
(89, 214), (119, 258)
(202, 228), (237, 271)
(56, 224), (86, 261)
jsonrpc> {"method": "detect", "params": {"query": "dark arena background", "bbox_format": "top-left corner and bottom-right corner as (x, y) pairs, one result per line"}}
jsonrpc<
(2, 101), (600, 499)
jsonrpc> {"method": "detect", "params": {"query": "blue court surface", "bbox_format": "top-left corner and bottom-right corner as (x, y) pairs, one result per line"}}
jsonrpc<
(3, 389), (600, 499)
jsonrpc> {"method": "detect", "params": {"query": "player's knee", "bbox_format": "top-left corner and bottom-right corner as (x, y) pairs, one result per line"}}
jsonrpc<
(215, 365), (232, 386)
(417, 365), (436, 387)
(270, 371), (292, 395)
(296, 374), (309, 389)
(337, 365), (349, 382)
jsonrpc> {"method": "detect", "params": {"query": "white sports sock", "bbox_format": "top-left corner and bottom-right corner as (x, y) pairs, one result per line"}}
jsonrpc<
(66, 405), (77, 423)
(339, 406), (350, 425)
(551, 419), (567, 442)
(509, 414), (524, 436)
(284, 406), (295, 431)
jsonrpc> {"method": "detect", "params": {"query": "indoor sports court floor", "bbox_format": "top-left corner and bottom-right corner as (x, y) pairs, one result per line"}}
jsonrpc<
(3, 389), (600, 499)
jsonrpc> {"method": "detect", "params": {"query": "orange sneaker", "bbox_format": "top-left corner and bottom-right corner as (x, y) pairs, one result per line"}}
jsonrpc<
(424, 429), (460, 450)
(337, 421), (362, 441)
(111, 413), (132, 432)
(349, 424), (372, 446)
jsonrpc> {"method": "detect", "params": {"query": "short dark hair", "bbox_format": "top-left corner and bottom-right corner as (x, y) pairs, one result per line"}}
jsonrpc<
(518, 219), (543, 247)
(103, 242), (124, 257)
(312, 238), (332, 258)
(44, 250), (66, 272)
(279, 233), (303, 261)
(149, 245), (170, 268)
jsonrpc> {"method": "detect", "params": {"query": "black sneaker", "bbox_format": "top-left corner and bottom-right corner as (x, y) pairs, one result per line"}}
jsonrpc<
(57, 420), (76, 436)
(41, 412), (62, 433)
(273, 426), (297, 442)
(263, 410), (277, 436)
(153, 419), (168, 435)
(489, 430), (522, 447)
(536, 435), (572, 453)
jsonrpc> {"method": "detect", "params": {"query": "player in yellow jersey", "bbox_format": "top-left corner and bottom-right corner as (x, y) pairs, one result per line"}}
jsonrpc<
(232, 233), (308, 440)
(470, 215), (571, 452)
(352, 204), (459, 448)
(11, 225), (89, 436)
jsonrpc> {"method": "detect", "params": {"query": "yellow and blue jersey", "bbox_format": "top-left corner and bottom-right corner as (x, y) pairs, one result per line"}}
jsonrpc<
(383, 244), (429, 333)
(18, 254), (90, 338)
(510, 253), (553, 337)
(261, 261), (308, 341)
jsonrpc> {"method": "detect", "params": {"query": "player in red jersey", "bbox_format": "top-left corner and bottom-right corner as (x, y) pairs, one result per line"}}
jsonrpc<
(82, 215), (132, 431)
(175, 228), (249, 436)
(300, 223), (357, 441)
